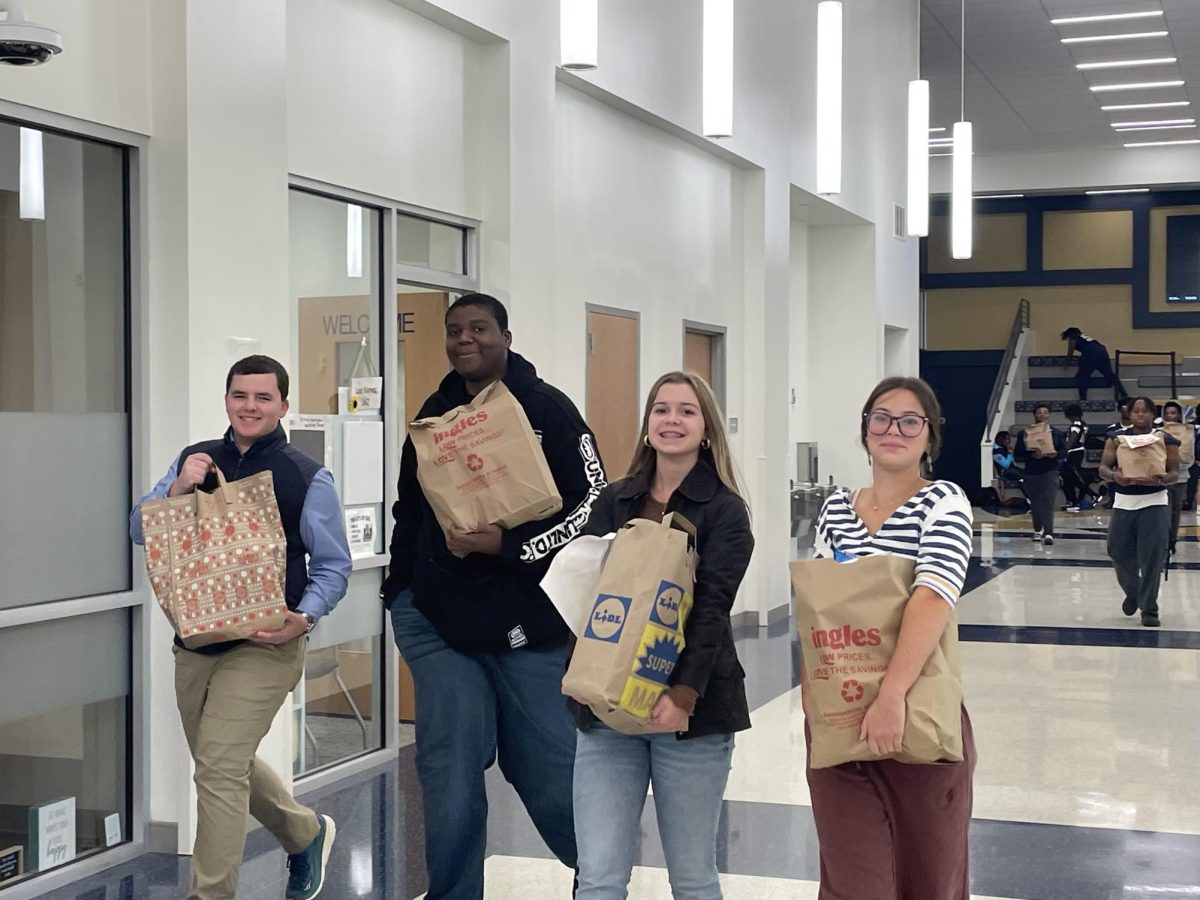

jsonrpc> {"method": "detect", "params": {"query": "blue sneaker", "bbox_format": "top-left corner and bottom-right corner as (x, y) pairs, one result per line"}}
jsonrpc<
(286, 814), (336, 899)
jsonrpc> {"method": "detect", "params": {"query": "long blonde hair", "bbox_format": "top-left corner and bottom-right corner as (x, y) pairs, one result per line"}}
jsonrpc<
(625, 371), (747, 504)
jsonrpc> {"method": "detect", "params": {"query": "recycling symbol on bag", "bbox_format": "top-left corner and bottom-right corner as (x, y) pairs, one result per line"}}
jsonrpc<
(466, 454), (485, 473)
(840, 679), (864, 703)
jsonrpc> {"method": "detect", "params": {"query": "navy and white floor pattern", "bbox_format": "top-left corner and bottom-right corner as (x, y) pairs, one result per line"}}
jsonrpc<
(35, 509), (1200, 899)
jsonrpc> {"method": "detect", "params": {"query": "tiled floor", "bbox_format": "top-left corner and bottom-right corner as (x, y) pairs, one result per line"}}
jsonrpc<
(26, 517), (1200, 900)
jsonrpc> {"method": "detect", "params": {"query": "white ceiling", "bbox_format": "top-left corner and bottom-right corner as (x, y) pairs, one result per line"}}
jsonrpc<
(921, 0), (1200, 155)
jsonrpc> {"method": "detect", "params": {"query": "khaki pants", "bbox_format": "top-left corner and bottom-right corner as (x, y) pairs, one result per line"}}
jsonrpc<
(174, 637), (319, 900)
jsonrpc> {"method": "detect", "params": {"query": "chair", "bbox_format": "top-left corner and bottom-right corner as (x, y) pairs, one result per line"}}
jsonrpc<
(303, 648), (368, 765)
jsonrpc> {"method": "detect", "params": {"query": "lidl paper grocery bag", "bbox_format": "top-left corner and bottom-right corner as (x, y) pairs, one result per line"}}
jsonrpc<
(790, 554), (963, 769)
(1116, 432), (1167, 480)
(541, 533), (616, 636)
(409, 381), (563, 532)
(141, 469), (288, 649)
(1163, 423), (1195, 469)
(1024, 422), (1056, 457)
(562, 514), (697, 734)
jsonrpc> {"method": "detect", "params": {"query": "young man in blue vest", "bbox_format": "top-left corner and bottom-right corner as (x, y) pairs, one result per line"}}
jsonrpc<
(131, 355), (352, 900)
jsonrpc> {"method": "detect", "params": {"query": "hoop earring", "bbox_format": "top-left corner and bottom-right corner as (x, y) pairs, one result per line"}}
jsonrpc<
(643, 435), (651, 448)
(701, 438), (711, 450)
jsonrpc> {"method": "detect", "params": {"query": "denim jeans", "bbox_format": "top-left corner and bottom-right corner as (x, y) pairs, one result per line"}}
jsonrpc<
(573, 724), (734, 900)
(390, 590), (578, 900)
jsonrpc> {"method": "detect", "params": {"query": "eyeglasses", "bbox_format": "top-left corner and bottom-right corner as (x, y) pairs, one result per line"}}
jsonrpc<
(865, 411), (929, 438)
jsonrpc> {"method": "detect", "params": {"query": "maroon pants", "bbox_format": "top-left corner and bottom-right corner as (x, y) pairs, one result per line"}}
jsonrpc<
(805, 707), (976, 900)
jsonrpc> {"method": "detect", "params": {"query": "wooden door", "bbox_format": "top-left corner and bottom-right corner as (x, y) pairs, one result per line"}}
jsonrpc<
(587, 310), (640, 479)
(684, 330), (714, 385)
(397, 291), (451, 424)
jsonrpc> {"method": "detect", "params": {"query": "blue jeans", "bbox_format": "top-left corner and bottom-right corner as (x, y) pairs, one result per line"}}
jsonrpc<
(573, 724), (734, 900)
(390, 590), (578, 900)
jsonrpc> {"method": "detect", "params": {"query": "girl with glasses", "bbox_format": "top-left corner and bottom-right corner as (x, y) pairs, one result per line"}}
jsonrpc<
(806, 376), (976, 900)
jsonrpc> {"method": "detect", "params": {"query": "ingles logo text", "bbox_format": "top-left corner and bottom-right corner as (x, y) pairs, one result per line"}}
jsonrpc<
(810, 625), (882, 650)
(433, 410), (489, 446)
(584, 594), (631, 643)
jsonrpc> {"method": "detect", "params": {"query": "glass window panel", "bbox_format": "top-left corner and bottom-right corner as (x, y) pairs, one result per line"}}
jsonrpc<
(0, 609), (130, 887)
(0, 125), (129, 609)
(396, 213), (465, 274)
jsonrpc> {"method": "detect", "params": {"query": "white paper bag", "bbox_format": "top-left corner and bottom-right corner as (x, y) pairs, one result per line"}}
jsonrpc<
(540, 534), (615, 636)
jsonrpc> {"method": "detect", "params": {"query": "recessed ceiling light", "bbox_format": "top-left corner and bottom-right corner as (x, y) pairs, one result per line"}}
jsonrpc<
(1085, 188), (1150, 194)
(1110, 118), (1195, 127)
(1077, 57), (1177, 70)
(1062, 31), (1169, 43)
(1090, 80), (1185, 92)
(1101, 100), (1190, 110)
(1052, 11), (1164, 25)
(1116, 124), (1197, 132)
(1123, 139), (1200, 147)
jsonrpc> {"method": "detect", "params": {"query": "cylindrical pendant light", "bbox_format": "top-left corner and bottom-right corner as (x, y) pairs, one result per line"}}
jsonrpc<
(816, 0), (843, 194)
(907, 79), (930, 236)
(346, 204), (363, 278)
(19, 127), (44, 221)
(560, 0), (598, 71)
(951, 121), (973, 258)
(703, 0), (734, 138)
(950, 0), (973, 259)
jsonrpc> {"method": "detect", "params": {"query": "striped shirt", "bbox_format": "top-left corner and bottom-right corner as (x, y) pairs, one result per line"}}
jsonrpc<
(815, 481), (974, 607)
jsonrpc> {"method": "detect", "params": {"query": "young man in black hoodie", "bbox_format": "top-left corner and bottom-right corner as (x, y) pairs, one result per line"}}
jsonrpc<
(381, 294), (605, 899)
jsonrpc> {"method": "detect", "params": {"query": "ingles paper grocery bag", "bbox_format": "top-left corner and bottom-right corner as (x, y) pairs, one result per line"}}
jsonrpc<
(562, 514), (697, 734)
(409, 381), (563, 532)
(1024, 422), (1056, 457)
(1116, 431), (1168, 480)
(790, 554), (963, 768)
(140, 469), (288, 649)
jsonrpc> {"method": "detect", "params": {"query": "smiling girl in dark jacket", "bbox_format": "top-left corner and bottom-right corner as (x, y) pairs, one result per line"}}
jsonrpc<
(569, 371), (754, 900)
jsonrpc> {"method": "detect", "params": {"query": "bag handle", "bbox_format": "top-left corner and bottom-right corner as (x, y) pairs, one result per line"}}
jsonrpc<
(212, 466), (237, 504)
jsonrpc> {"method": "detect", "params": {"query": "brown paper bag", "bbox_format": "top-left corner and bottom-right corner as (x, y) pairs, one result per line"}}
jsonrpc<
(562, 514), (697, 734)
(141, 469), (288, 649)
(1024, 422), (1056, 457)
(790, 554), (963, 769)
(1163, 423), (1194, 468)
(1116, 432), (1167, 479)
(409, 381), (563, 532)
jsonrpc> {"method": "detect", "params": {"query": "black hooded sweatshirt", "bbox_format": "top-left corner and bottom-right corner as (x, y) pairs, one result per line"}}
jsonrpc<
(380, 351), (607, 652)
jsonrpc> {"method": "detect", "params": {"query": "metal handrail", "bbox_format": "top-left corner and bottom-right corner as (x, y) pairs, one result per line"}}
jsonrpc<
(1114, 349), (1177, 400)
(983, 298), (1030, 442)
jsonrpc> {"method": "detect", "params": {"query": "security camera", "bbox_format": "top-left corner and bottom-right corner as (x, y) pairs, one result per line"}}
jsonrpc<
(0, 3), (62, 66)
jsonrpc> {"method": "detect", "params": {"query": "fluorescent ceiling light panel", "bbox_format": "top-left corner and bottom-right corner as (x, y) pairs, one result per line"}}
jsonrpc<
(1116, 124), (1196, 131)
(978, 194), (1025, 199)
(1101, 100), (1189, 110)
(929, 126), (947, 133)
(1085, 188), (1149, 194)
(1061, 31), (1169, 43)
(930, 152), (953, 157)
(1051, 11), (1164, 25)
(1076, 57), (1176, 69)
(1090, 80), (1184, 92)
(19, 127), (44, 221)
(702, 0), (734, 138)
(907, 80), (930, 237)
(815, 0), (842, 194)
(346, 204), (363, 278)
(1110, 118), (1195, 127)
(951, 121), (973, 260)
(1123, 138), (1200, 146)
(560, 0), (598, 70)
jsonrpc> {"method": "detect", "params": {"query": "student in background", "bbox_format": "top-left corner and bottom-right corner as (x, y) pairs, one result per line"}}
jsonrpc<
(1101, 396), (1180, 628)
(1062, 404), (1097, 512)
(1161, 401), (1194, 556)
(1015, 403), (1066, 546)
(1062, 327), (1128, 402)
(992, 431), (1023, 485)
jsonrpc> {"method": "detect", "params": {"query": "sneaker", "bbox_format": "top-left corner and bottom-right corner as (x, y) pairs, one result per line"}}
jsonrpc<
(1122, 597), (1138, 617)
(1043, 534), (1055, 546)
(1032, 531), (1044, 543)
(1065, 506), (1080, 513)
(1142, 614), (1161, 628)
(286, 815), (336, 900)
(1079, 499), (1095, 511)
